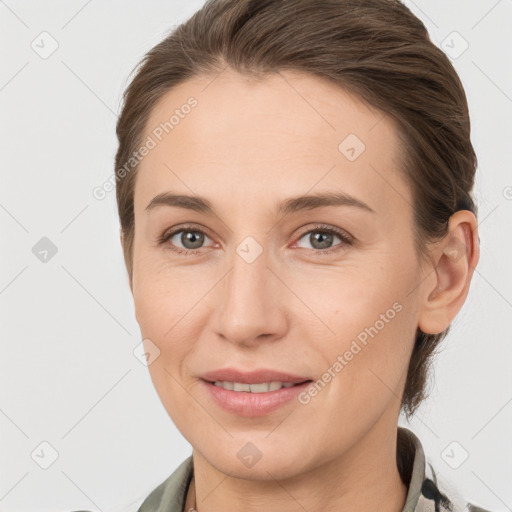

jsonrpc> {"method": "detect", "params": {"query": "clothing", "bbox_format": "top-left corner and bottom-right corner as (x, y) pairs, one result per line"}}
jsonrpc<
(134, 427), (493, 512)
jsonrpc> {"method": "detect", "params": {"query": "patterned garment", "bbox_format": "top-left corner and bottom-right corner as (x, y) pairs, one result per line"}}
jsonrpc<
(130, 426), (494, 512)
(396, 428), (492, 512)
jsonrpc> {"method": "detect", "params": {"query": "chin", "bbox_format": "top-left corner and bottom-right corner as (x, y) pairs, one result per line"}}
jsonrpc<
(198, 439), (312, 481)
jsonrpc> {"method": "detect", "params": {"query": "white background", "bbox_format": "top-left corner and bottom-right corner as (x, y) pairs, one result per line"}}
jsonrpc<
(0, 1), (511, 511)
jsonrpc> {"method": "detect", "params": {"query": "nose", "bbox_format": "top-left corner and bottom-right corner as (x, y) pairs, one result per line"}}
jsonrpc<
(212, 248), (289, 347)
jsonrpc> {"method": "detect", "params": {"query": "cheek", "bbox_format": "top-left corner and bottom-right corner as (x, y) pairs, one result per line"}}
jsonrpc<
(133, 265), (200, 429)
(325, 302), (416, 447)
(296, 291), (417, 452)
(297, 260), (418, 397)
(132, 255), (218, 398)
(132, 250), (209, 337)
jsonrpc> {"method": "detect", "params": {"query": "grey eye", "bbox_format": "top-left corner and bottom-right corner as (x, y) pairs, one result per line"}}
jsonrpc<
(297, 230), (342, 250)
(170, 230), (210, 250)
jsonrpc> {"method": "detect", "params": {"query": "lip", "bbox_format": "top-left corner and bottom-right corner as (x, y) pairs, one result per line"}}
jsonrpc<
(201, 379), (313, 417)
(200, 368), (312, 384)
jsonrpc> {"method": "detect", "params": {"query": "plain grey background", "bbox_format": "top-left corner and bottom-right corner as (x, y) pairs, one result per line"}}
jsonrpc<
(1, 1), (511, 511)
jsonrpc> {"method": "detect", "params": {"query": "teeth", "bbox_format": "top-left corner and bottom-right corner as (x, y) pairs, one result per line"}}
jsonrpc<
(234, 382), (251, 392)
(213, 381), (297, 392)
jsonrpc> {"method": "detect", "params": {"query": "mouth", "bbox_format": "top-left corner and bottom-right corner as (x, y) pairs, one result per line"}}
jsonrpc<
(200, 378), (314, 417)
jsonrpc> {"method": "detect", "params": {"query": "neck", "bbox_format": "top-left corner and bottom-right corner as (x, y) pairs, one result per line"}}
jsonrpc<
(187, 422), (409, 512)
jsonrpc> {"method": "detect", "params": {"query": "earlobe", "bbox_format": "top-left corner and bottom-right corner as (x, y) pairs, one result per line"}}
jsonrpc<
(418, 210), (480, 335)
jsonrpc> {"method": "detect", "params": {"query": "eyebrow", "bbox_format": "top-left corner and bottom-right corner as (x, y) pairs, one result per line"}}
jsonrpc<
(145, 191), (375, 216)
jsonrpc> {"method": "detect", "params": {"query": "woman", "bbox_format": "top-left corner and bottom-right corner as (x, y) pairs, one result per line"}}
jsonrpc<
(113, 0), (493, 510)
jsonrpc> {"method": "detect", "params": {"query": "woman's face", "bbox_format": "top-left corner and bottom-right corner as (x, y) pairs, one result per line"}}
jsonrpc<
(130, 69), (428, 479)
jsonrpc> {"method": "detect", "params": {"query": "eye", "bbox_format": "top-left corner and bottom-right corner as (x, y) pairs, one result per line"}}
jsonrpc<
(294, 224), (353, 254)
(158, 225), (215, 255)
(157, 223), (353, 256)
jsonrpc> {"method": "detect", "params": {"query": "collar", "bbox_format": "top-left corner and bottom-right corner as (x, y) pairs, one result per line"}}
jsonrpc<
(398, 426), (477, 512)
(398, 425), (427, 511)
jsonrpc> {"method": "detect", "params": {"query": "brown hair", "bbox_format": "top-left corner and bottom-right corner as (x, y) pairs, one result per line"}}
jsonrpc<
(115, 0), (478, 421)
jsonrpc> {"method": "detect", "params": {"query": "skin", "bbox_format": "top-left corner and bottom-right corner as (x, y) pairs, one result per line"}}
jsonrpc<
(125, 68), (479, 512)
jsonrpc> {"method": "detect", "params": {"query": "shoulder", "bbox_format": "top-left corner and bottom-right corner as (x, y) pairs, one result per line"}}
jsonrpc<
(416, 462), (496, 512)
(136, 455), (194, 512)
(69, 456), (194, 512)
(399, 427), (497, 512)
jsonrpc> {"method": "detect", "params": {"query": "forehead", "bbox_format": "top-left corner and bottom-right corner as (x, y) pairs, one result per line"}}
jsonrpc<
(134, 68), (409, 218)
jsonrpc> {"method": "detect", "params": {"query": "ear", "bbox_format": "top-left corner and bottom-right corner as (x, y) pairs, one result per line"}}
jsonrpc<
(120, 228), (134, 296)
(417, 210), (480, 335)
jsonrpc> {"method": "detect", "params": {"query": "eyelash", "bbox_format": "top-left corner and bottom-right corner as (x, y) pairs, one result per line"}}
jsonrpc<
(157, 223), (354, 256)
